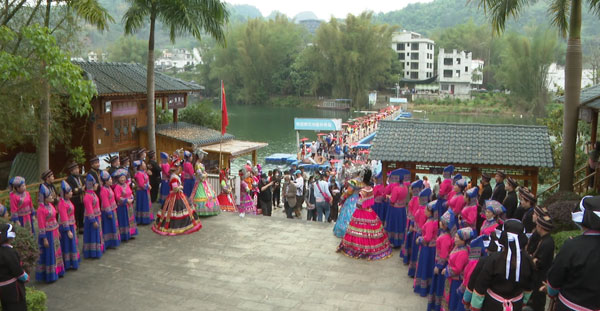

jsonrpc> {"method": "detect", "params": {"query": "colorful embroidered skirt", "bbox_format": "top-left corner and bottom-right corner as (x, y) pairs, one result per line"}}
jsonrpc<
(135, 189), (153, 225)
(337, 206), (392, 261)
(192, 180), (221, 216)
(153, 191), (202, 236)
(101, 210), (121, 249)
(59, 225), (80, 270)
(428, 271), (446, 311)
(83, 216), (104, 259)
(384, 206), (406, 248)
(333, 192), (359, 238)
(116, 203), (132, 241)
(36, 229), (65, 282)
(217, 192), (236, 212)
(414, 245), (435, 297)
(239, 193), (256, 215)
(443, 278), (464, 311)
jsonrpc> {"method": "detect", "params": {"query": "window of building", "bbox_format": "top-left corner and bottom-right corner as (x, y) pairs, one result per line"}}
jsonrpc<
(456, 58), (461, 65)
(456, 70), (461, 77)
(398, 53), (405, 60)
(444, 58), (453, 65)
(443, 70), (453, 78)
(411, 43), (419, 50)
(441, 84), (449, 91)
(411, 53), (419, 60)
(410, 72), (418, 79)
(411, 62), (419, 69)
(465, 66), (469, 72)
(396, 43), (404, 51)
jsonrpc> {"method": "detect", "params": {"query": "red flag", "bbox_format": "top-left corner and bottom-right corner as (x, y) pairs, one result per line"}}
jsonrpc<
(221, 80), (228, 135)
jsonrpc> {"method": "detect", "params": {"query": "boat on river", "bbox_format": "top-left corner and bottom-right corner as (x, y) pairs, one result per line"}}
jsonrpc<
(316, 98), (352, 111)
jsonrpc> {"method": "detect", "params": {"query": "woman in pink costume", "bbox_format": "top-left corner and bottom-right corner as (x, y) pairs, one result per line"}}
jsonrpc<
(181, 151), (196, 198)
(217, 169), (236, 212)
(9, 176), (36, 235)
(57, 181), (80, 270)
(402, 180), (424, 264)
(113, 169), (137, 241)
(133, 161), (153, 225)
(36, 184), (65, 282)
(459, 187), (479, 231)
(409, 188), (431, 277)
(414, 201), (439, 296)
(372, 171), (386, 221)
(480, 200), (505, 236)
(82, 174), (104, 259)
(238, 171), (257, 217)
(337, 169), (392, 261)
(99, 171), (121, 249)
(442, 227), (475, 311)
(428, 210), (455, 311)
(384, 169), (410, 248)
(159, 152), (171, 204)
(448, 179), (468, 215)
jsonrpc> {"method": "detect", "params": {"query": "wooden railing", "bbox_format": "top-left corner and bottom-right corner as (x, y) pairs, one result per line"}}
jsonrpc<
(539, 165), (592, 198)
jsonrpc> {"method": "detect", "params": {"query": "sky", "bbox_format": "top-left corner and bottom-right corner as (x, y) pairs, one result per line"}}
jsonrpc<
(225, 0), (433, 20)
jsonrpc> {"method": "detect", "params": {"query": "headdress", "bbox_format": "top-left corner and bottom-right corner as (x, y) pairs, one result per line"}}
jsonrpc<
(537, 213), (554, 232)
(160, 152), (169, 160)
(105, 154), (119, 164)
(89, 155), (99, 163)
(132, 160), (142, 169)
(100, 170), (111, 182)
(443, 165), (455, 175)
(419, 188), (432, 198)
(411, 180), (424, 189)
(466, 186), (479, 199)
(67, 162), (79, 171)
(112, 169), (128, 179)
(499, 219), (528, 281)
(485, 200), (506, 216)
(440, 210), (455, 231)
(120, 155), (130, 163)
(39, 183), (51, 201)
(453, 174), (463, 183)
(60, 180), (72, 198)
(518, 188), (536, 203)
(573, 196), (600, 230)
(85, 173), (97, 190)
(147, 150), (156, 158)
(426, 200), (436, 212)
(388, 168), (409, 184)
(496, 170), (506, 179)
(183, 150), (192, 159)
(455, 178), (468, 190)
(481, 173), (491, 182)
(0, 223), (17, 244)
(457, 227), (476, 241)
(506, 177), (518, 188)
(11, 176), (25, 188)
(194, 147), (207, 159)
(41, 169), (53, 180)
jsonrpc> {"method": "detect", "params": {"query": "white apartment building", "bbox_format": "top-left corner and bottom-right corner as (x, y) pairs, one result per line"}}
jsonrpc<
(438, 49), (484, 95)
(391, 31), (435, 81)
(155, 48), (202, 71)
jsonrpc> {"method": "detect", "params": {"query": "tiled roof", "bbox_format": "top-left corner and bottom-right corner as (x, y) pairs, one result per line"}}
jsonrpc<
(8, 152), (38, 186)
(143, 122), (234, 146)
(73, 61), (204, 96)
(370, 120), (553, 168)
(556, 84), (600, 109)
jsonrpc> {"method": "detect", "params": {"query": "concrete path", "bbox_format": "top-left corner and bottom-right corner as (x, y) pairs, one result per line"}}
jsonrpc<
(36, 209), (427, 311)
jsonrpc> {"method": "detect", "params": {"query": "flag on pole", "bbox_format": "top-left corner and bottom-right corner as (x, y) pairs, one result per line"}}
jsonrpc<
(221, 80), (228, 135)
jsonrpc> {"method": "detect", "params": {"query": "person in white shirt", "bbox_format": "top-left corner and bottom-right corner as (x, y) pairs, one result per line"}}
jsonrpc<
(293, 170), (304, 218)
(313, 171), (333, 222)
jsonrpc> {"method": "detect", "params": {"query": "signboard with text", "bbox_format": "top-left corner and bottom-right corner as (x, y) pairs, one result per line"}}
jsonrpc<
(167, 94), (186, 109)
(294, 118), (342, 131)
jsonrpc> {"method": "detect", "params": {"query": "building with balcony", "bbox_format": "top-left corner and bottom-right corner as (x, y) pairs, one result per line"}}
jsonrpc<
(391, 31), (435, 81)
(438, 49), (484, 96)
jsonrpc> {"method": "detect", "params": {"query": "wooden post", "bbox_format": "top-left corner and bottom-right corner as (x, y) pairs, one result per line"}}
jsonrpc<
(470, 166), (479, 186)
(252, 150), (257, 166)
(382, 161), (389, 185)
(592, 110), (598, 145)
(531, 169), (538, 196)
(173, 108), (178, 123)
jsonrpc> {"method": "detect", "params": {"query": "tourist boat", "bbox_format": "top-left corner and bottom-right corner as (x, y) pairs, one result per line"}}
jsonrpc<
(316, 99), (352, 111)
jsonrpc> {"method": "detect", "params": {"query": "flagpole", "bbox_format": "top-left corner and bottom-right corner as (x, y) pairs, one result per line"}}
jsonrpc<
(219, 80), (223, 174)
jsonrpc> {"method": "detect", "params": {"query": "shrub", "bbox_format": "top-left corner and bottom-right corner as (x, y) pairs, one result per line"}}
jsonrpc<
(0, 218), (38, 274)
(541, 191), (581, 208)
(179, 99), (220, 130)
(546, 200), (580, 233)
(0, 287), (48, 311)
(551, 229), (581, 253)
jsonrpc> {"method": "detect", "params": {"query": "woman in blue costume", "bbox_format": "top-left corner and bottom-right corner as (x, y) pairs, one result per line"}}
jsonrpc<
(371, 171), (386, 222)
(333, 179), (363, 238)
(408, 187), (432, 277)
(402, 180), (424, 262)
(384, 169), (410, 248)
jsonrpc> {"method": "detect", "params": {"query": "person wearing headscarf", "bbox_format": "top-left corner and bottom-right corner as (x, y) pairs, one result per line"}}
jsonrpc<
(113, 169), (136, 241)
(442, 227), (475, 311)
(402, 180), (424, 265)
(372, 171), (386, 222)
(66, 162), (85, 234)
(460, 186), (479, 231)
(190, 148), (220, 216)
(333, 177), (363, 238)
(477, 173), (493, 230)
(99, 171), (120, 249)
(471, 219), (535, 311)
(133, 160), (153, 225)
(409, 188), (432, 278)
(384, 169), (410, 248)
(159, 152), (171, 204)
(82, 174), (104, 259)
(503, 177), (519, 219)
(181, 150), (196, 198)
(152, 160), (202, 236)
(443, 165), (455, 181)
(480, 200), (505, 236)
(448, 173), (463, 201)
(36, 182), (65, 282)
(57, 181), (80, 270)
(463, 233), (502, 309)
(515, 188), (536, 233)
(428, 210), (455, 311)
(414, 200), (439, 297)
(336, 168), (392, 261)
(146, 151), (161, 203)
(0, 223), (29, 310)
(546, 195), (600, 311)
(39, 169), (59, 206)
(448, 179), (468, 215)
(217, 169), (236, 213)
(9, 176), (35, 235)
(526, 208), (554, 311)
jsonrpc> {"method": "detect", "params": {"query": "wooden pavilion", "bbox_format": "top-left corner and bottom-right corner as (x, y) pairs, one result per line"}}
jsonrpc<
(370, 120), (554, 194)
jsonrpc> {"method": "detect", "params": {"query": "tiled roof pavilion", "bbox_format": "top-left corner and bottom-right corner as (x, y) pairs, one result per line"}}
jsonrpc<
(370, 120), (553, 194)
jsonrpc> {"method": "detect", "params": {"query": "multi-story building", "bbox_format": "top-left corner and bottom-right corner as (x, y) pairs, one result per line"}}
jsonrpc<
(438, 48), (484, 95)
(155, 48), (201, 71)
(391, 31), (435, 81)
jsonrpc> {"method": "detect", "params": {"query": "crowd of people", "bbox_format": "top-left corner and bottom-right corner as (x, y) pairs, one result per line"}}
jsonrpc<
(326, 164), (600, 311)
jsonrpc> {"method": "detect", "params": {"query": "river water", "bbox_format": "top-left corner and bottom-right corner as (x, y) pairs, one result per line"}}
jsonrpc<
(223, 104), (537, 171)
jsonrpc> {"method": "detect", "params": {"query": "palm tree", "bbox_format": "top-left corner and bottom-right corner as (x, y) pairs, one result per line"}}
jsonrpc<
(123, 0), (228, 154)
(474, 0), (600, 191)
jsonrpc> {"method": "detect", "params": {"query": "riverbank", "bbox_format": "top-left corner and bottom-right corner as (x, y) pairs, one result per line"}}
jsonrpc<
(410, 93), (520, 116)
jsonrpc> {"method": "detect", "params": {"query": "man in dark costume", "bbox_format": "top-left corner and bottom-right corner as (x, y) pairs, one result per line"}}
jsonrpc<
(87, 155), (102, 196)
(39, 170), (59, 206)
(0, 223), (29, 311)
(515, 188), (536, 233)
(503, 177), (519, 219)
(547, 195), (600, 311)
(526, 209), (554, 311)
(65, 162), (85, 233)
(478, 173), (493, 230)
(146, 150), (161, 203)
(106, 154), (120, 176)
(491, 170), (507, 202)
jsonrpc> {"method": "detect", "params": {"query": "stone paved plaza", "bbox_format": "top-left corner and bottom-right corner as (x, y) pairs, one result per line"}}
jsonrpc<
(36, 208), (427, 311)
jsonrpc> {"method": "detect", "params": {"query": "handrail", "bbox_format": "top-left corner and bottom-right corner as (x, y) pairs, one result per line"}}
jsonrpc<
(539, 165), (590, 197)
(573, 172), (596, 195)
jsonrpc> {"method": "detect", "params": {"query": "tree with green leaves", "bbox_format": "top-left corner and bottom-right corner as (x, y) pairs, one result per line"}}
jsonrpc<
(473, 0), (600, 191)
(123, 0), (228, 154)
(107, 35), (148, 63)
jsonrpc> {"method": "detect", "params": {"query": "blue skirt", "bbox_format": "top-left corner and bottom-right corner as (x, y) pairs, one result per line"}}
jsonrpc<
(401, 220), (414, 263)
(183, 178), (195, 198)
(428, 271), (446, 311)
(414, 245), (435, 297)
(116, 203), (131, 241)
(446, 279), (464, 311)
(385, 206), (406, 248)
(36, 231), (65, 283)
(101, 210), (121, 249)
(135, 189), (153, 225)
(159, 180), (170, 204)
(333, 193), (359, 238)
(372, 201), (386, 222)
(59, 225), (80, 270)
(83, 217), (104, 259)
(408, 232), (421, 277)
